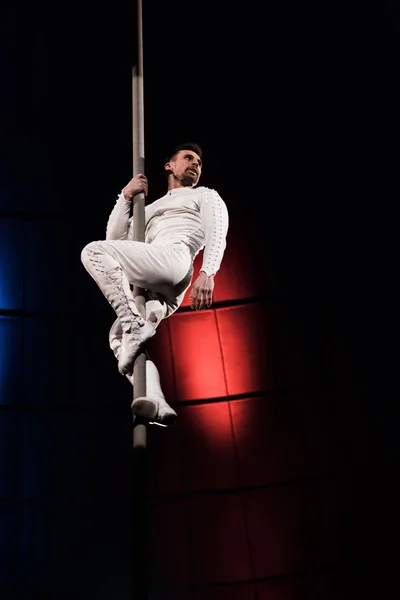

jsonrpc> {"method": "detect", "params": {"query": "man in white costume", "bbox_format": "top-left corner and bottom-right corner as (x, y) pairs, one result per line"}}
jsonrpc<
(81, 143), (229, 426)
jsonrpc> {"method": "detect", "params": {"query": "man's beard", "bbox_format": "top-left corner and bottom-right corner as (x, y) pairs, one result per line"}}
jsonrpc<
(181, 171), (197, 186)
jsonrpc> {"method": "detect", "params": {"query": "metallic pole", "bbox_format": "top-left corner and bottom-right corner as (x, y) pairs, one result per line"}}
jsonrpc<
(131, 2), (148, 598)
(132, 0), (147, 450)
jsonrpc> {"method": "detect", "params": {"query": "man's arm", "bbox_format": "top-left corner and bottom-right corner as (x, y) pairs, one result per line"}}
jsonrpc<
(105, 192), (132, 240)
(189, 188), (229, 310)
(105, 174), (148, 241)
(199, 188), (229, 276)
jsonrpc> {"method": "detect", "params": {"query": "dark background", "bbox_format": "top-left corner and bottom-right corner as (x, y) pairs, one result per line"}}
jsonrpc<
(0, 1), (390, 598)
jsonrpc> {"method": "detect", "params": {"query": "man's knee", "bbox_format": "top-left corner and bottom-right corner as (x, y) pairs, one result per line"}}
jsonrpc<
(81, 240), (123, 279)
(80, 241), (99, 267)
(81, 240), (113, 269)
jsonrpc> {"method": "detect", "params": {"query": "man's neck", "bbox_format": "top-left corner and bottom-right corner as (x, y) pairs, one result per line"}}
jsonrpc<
(167, 174), (195, 191)
(167, 182), (194, 191)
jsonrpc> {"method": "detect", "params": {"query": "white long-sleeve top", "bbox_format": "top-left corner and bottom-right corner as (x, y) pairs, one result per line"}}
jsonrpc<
(106, 186), (229, 276)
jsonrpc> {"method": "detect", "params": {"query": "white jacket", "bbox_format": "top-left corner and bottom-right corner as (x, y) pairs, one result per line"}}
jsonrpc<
(106, 186), (229, 277)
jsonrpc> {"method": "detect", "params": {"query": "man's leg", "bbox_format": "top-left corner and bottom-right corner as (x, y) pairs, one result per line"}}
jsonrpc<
(128, 287), (189, 425)
(108, 292), (169, 363)
(109, 312), (178, 427)
(81, 239), (192, 376)
(131, 359), (178, 427)
(81, 241), (154, 375)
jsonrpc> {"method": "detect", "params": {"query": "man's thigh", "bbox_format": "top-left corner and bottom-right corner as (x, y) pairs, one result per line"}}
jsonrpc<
(105, 240), (192, 293)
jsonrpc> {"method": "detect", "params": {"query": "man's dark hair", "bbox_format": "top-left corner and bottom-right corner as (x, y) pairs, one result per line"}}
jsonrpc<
(165, 142), (203, 163)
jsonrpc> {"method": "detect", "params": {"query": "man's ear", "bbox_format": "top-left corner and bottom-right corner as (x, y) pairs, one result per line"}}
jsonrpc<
(164, 161), (173, 174)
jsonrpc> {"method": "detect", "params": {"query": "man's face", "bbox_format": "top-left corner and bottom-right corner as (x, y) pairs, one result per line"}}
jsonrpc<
(165, 150), (202, 186)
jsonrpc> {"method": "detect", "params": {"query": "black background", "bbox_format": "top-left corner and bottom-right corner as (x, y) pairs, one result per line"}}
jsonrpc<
(0, 0), (394, 597)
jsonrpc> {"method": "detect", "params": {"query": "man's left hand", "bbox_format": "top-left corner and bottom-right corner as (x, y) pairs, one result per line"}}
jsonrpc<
(189, 272), (214, 311)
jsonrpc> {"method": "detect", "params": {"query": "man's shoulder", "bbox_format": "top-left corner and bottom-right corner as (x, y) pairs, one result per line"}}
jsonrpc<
(194, 186), (226, 205)
(194, 185), (221, 196)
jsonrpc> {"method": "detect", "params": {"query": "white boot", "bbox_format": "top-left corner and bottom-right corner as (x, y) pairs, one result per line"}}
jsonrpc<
(130, 360), (178, 427)
(81, 243), (155, 376)
(118, 321), (155, 376)
(97, 266), (155, 376)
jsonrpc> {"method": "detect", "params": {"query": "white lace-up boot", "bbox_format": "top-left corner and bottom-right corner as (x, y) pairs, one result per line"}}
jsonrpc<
(87, 262), (154, 376)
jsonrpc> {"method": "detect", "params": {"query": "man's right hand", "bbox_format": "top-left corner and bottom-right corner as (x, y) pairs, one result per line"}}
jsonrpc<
(122, 174), (148, 200)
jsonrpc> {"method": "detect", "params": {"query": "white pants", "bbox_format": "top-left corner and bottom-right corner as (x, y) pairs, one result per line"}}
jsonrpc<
(81, 239), (194, 356)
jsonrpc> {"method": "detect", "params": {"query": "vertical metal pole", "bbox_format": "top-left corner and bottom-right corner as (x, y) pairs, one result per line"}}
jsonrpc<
(131, 2), (148, 598)
(132, 0), (147, 449)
